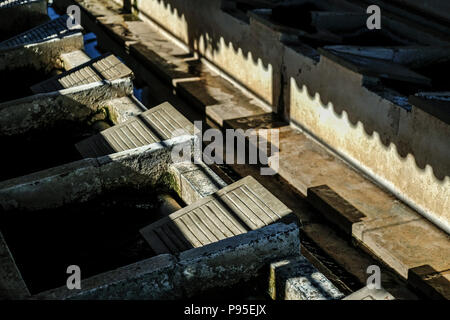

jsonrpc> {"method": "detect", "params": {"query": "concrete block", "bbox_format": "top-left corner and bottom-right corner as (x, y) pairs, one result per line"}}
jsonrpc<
(0, 16), (84, 72)
(168, 161), (227, 205)
(31, 54), (133, 93)
(177, 222), (300, 297)
(35, 254), (181, 300)
(93, 10), (272, 126)
(106, 95), (146, 124)
(0, 159), (102, 211)
(0, 135), (195, 211)
(269, 256), (344, 300)
(0, 78), (132, 137)
(307, 185), (365, 236)
(60, 50), (91, 70)
(35, 222), (300, 299)
(353, 215), (450, 280)
(343, 286), (395, 300)
(76, 102), (194, 157)
(140, 176), (292, 254)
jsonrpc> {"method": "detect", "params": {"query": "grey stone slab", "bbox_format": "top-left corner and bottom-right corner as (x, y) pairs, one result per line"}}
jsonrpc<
(0, 0), (48, 35)
(168, 161), (228, 205)
(0, 135), (195, 212)
(0, 15), (81, 50)
(140, 175), (292, 254)
(31, 54), (133, 93)
(307, 185), (365, 236)
(0, 231), (30, 299)
(343, 286), (395, 300)
(269, 256), (344, 300)
(0, 78), (132, 137)
(36, 254), (181, 300)
(76, 102), (194, 158)
(60, 50), (92, 70)
(178, 222), (300, 297)
(106, 95), (146, 124)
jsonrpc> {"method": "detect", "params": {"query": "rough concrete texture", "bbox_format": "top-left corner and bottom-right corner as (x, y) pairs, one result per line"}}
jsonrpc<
(168, 161), (227, 205)
(177, 222), (300, 298)
(60, 50), (91, 70)
(344, 286), (395, 300)
(105, 95), (146, 124)
(0, 78), (132, 137)
(0, 231), (30, 299)
(35, 223), (300, 299)
(269, 126), (450, 280)
(0, 0), (49, 37)
(268, 256), (344, 300)
(0, 135), (195, 211)
(0, 16), (84, 72)
(0, 158), (102, 211)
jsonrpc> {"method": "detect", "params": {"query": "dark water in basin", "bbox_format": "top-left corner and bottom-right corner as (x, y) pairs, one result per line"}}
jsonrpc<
(0, 187), (183, 294)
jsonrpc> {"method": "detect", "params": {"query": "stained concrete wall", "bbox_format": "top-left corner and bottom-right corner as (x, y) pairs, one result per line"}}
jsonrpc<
(131, 0), (282, 110)
(283, 48), (450, 232)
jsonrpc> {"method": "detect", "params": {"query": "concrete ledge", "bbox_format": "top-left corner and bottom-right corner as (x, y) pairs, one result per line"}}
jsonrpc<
(60, 50), (91, 71)
(177, 222), (300, 298)
(0, 16), (84, 72)
(35, 254), (180, 300)
(268, 256), (344, 300)
(307, 185), (365, 236)
(60, 1), (272, 127)
(0, 78), (132, 137)
(34, 222), (300, 299)
(75, 101), (194, 157)
(168, 161), (227, 205)
(0, 135), (195, 211)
